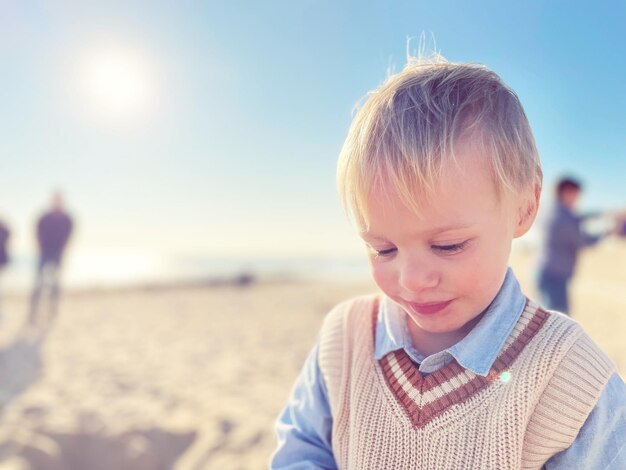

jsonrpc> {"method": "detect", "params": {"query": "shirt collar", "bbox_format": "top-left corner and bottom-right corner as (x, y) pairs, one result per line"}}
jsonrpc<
(375, 296), (425, 363)
(374, 268), (526, 376)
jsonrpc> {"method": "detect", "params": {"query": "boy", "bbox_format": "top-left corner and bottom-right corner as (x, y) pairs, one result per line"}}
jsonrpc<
(271, 57), (626, 469)
(536, 177), (606, 315)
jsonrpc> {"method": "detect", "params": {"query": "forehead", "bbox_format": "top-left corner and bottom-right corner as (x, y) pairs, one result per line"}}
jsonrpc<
(360, 155), (505, 236)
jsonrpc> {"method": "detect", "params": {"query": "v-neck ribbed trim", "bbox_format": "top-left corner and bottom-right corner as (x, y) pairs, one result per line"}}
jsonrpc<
(372, 297), (549, 429)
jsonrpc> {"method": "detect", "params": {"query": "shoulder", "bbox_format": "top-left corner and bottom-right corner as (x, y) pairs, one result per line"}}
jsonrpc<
(534, 305), (582, 343)
(515, 301), (581, 351)
(541, 308), (612, 361)
(318, 295), (379, 414)
(321, 294), (378, 326)
(520, 305), (617, 460)
(532, 305), (616, 395)
(516, 303), (615, 387)
(555, 319), (616, 388)
(318, 295), (378, 362)
(319, 294), (379, 344)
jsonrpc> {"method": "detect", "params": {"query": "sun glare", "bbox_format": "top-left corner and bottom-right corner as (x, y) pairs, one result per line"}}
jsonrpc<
(80, 48), (156, 122)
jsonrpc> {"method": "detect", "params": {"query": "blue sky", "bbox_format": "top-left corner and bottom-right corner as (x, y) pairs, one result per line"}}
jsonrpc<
(1, 0), (625, 281)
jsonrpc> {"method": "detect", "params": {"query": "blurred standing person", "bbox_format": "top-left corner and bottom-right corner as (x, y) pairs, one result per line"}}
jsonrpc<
(0, 219), (9, 317)
(0, 219), (8, 270)
(619, 212), (626, 237)
(29, 192), (73, 326)
(536, 177), (605, 315)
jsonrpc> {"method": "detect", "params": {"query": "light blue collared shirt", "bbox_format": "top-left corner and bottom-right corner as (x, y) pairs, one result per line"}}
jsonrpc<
(271, 269), (626, 469)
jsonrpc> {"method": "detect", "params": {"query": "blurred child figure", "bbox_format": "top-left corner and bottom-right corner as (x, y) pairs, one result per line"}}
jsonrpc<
(614, 209), (626, 238)
(271, 57), (625, 469)
(29, 192), (73, 326)
(535, 177), (609, 315)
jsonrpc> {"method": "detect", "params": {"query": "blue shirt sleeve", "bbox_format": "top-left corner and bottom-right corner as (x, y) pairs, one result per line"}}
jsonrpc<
(544, 372), (626, 469)
(270, 343), (337, 469)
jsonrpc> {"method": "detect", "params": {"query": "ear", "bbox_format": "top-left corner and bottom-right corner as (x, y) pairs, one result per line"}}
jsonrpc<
(514, 183), (541, 238)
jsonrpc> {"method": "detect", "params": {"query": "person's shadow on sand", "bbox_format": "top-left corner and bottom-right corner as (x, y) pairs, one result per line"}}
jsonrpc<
(28, 286), (62, 334)
(0, 326), (47, 412)
(1, 427), (197, 470)
(0, 321), (199, 469)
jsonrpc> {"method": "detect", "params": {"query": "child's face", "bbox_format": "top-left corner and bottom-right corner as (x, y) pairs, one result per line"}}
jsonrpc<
(360, 155), (534, 343)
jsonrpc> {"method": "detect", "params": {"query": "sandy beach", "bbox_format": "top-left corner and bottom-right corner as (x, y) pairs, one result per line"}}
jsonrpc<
(0, 243), (624, 469)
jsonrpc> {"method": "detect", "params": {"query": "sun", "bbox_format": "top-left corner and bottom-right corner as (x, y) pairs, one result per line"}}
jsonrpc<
(81, 48), (156, 122)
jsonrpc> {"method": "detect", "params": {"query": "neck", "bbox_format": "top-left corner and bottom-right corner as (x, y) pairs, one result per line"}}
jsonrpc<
(406, 313), (484, 357)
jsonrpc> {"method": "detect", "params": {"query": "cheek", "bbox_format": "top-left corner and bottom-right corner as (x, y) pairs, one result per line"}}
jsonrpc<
(370, 261), (397, 294)
(449, 250), (493, 291)
(457, 245), (509, 300)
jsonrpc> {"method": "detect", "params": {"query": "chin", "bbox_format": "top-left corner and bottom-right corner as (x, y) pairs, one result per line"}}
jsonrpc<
(406, 314), (460, 334)
(424, 321), (465, 335)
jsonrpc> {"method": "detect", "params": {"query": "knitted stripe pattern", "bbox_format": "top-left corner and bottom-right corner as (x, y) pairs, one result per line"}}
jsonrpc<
(378, 298), (548, 429)
(318, 295), (615, 470)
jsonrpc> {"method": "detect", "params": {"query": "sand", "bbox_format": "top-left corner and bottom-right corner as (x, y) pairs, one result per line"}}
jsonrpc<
(0, 243), (624, 469)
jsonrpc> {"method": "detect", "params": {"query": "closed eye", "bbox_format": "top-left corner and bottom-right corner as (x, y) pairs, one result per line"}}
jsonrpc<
(431, 240), (470, 254)
(368, 246), (397, 258)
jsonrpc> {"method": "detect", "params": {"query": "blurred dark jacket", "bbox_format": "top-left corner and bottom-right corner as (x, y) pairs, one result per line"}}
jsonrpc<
(37, 211), (73, 262)
(537, 203), (601, 279)
(0, 222), (9, 267)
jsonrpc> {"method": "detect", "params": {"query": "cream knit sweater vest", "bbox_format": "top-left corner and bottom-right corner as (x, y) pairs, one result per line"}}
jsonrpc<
(318, 295), (616, 470)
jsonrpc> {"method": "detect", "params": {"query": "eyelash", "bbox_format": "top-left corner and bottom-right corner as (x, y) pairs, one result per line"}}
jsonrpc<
(432, 240), (470, 254)
(373, 247), (397, 257)
(371, 240), (470, 258)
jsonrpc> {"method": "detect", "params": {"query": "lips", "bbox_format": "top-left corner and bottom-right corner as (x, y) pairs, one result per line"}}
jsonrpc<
(406, 299), (454, 316)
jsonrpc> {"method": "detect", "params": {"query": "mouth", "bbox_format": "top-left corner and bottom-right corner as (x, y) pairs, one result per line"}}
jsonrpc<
(406, 299), (454, 316)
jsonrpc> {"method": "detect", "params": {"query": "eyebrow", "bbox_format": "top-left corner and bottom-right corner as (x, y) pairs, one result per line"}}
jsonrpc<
(359, 233), (387, 242)
(360, 223), (474, 241)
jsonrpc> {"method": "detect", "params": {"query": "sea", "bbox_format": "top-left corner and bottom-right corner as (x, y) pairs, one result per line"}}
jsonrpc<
(0, 253), (372, 294)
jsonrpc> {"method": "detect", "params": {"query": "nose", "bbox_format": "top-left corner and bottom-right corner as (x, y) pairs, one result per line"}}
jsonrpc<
(398, 256), (440, 293)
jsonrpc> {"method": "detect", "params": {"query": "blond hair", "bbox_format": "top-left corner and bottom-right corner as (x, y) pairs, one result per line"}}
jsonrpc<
(337, 55), (542, 226)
